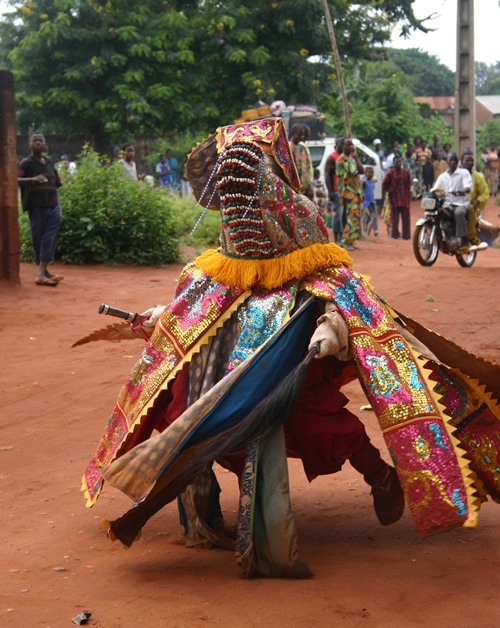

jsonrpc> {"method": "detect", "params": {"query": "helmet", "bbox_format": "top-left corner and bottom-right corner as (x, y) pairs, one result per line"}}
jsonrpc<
(373, 138), (381, 145)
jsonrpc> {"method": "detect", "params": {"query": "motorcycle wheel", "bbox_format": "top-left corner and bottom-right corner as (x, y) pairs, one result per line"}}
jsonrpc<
(456, 250), (476, 267)
(413, 223), (438, 266)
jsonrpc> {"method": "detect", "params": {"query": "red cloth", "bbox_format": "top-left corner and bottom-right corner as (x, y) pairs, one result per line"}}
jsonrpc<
(330, 150), (339, 192)
(382, 167), (411, 209)
(156, 355), (377, 485)
(285, 356), (371, 481)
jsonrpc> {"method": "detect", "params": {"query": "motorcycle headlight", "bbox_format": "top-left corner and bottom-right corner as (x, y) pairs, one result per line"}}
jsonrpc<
(421, 197), (436, 210)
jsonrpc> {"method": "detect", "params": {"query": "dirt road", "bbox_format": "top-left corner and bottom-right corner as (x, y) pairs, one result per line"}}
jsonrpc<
(1, 201), (499, 627)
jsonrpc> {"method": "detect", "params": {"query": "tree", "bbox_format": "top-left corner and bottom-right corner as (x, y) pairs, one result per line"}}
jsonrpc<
(318, 59), (452, 147)
(0, 0), (430, 149)
(0, 0), (198, 150)
(476, 61), (500, 95)
(385, 48), (455, 96)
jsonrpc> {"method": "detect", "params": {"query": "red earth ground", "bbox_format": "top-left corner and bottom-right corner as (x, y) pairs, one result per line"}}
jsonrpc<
(1, 200), (499, 627)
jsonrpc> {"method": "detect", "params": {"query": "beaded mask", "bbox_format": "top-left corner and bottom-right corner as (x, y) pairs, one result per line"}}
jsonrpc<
(216, 139), (329, 259)
(186, 119), (328, 260)
(185, 118), (301, 212)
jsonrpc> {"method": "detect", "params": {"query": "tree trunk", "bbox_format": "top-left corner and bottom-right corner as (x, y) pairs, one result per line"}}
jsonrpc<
(0, 71), (20, 283)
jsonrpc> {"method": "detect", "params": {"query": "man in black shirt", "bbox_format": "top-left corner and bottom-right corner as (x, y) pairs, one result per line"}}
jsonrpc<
(18, 133), (63, 286)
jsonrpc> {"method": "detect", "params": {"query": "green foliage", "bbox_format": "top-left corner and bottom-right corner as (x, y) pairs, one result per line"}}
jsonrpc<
(477, 120), (500, 153)
(476, 62), (500, 95)
(0, 0), (428, 148)
(18, 208), (34, 262)
(178, 203), (221, 251)
(149, 190), (221, 251)
(319, 59), (452, 147)
(385, 48), (455, 96)
(27, 148), (181, 265)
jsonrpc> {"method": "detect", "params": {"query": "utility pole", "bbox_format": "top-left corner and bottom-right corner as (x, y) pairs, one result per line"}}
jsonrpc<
(0, 71), (20, 283)
(455, 0), (475, 157)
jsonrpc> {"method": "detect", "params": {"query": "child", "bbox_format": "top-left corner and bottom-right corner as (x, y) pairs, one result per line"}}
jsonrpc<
(312, 168), (327, 210)
(362, 167), (378, 236)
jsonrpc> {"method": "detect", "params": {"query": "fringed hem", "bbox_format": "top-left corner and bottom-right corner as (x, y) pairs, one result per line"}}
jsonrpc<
(194, 243), (352, 291)
(411, 349), (481, 529)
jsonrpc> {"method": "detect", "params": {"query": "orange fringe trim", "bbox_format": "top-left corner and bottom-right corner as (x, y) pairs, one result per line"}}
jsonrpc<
(194, 243), (352, 291)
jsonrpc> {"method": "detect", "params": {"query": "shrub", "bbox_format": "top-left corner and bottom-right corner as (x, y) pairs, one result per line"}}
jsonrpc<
(175, 200), (221, 250)
(18, 148), (223, 265)
(29, 148), (182, 265)
(18, 207), (33, 261)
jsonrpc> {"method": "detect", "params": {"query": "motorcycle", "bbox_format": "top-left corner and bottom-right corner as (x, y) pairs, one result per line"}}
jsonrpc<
(413, 191), (486, 268)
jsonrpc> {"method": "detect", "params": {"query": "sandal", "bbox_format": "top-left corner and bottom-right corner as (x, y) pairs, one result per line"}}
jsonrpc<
(35, 277), (58, 286)
(45, 272), (64, 282)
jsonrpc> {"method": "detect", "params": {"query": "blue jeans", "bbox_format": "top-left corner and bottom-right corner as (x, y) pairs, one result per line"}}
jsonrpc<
(28, 203), (62, 264)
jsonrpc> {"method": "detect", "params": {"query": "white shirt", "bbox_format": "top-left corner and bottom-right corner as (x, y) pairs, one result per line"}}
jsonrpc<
(434, 167), (472, 207)
(383, 152), (395, 171)
(120, 159), (138, 181)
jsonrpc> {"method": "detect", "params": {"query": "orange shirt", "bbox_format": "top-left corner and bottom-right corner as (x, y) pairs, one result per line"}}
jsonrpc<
(416, 147), (432, 165)
(486, 149), (498, 170)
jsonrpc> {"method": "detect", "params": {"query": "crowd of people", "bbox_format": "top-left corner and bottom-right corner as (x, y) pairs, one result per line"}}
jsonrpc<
(16, 127), (496, 288)
(294, 131), (495, 253)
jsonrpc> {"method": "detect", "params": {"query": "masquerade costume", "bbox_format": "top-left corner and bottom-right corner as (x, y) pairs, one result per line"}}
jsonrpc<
(83, 119), (499, 578)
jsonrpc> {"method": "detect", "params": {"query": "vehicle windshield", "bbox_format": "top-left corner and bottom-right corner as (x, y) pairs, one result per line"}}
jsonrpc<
(308, 146), (325, 168)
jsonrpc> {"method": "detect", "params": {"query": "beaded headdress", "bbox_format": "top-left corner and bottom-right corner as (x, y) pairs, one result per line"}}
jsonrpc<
(185, 118), (301, 212)
(186, 119), (352, 289)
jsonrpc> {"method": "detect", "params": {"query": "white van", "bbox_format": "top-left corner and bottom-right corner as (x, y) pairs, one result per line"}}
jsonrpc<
(306, 138), (383, 202)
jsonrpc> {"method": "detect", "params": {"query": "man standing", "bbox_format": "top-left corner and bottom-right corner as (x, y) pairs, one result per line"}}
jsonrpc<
(434, 153), (472, 248)
(325, 137), (344, 243)
(415, 140), (432, 193)
(18, 132), (63, 286)
(382, 156), (411, 240)
(373, 139), (385, 162)
(336, 138), (364, 249)
(165, 149), (178, 189)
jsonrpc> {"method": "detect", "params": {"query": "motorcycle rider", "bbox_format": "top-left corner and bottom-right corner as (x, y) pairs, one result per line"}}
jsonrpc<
(433, 152), (472, 249)
(460, 150), (489, 252)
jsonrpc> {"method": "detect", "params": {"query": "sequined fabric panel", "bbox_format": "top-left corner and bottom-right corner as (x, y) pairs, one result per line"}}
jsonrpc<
(385, 420), (470, 533)
(84, 266), (247, 501)
(225, 284), (297, 372)
(260, 156), (329, 254)
(304, 266), (436, 427)
(428, 362), (500, 499)
(302, 265), (475, 535)
(121, 268), (244, 420)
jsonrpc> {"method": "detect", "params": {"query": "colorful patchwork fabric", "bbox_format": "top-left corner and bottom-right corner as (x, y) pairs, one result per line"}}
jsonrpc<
(426, 362), (499, 501)
(216, 117), (301, 192)
(82, 263), (250, 506)
(302, 266), (483, 536)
